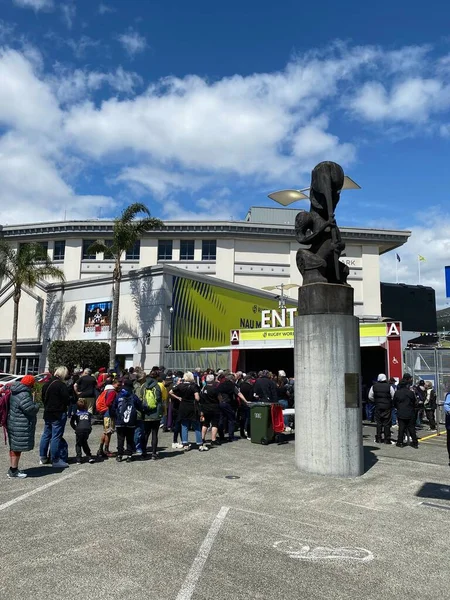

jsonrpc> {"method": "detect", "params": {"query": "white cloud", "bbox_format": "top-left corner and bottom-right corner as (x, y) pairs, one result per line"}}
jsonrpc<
(115, 165), (209, 198)
(66, 35), (100, 59)
(351, 78), (450, 123)
(117, 28), (147, 57)
(1, 39), (450, 231)
(0, 48), (61, 134)
(380, 211), (450, 309)
(60, 1), (76, 29)
(0, 133), (115, 223)
(48, 65), (142, 105)
(98, 3), (115, 14)
(13, 0), (53, 10)
(292, 116), (356, 167)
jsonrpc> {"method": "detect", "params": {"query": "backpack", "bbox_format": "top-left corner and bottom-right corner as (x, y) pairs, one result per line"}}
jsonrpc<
(144, 386), (158, 410)
(0, 388), (12, 444)
(143, 384), (162, 418)
(96, 389), (111, 414)
(117, 394), (137, 425)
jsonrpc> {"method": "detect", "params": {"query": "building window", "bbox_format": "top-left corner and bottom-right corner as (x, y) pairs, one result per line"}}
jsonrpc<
(16, 357), (39, 376)
(202, 240), (217, 261)
(126, 240), (141, 260)
(158, 240), (173, 261)
(53, 240), (66, 261)
(103, 239), (114, 260)
(180, 240), (195, 261)
(82, 239), (96, 260)
(19, 241), (48, 258)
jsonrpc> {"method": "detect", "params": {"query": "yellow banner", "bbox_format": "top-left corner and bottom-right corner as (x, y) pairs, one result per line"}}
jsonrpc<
(235, 322), (387, 343)
(359, 323), (387, 338)
(240, 328), (294, 341)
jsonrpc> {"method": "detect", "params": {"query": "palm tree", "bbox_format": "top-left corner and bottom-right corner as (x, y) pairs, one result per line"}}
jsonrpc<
(0, 241), (65, 373)
(88, 203), (162, 369)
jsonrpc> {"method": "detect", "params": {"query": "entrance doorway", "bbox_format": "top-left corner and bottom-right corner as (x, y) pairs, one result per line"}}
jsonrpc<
(241, 348), (294, 377)
(360, 346), (387, 388)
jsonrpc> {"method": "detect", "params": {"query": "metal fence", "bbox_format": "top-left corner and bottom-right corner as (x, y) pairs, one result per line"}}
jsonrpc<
(163, 350), (230, 372)
(404, 348), (450, 427)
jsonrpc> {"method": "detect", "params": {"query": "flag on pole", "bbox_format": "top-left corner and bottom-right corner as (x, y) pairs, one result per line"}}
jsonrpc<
(418, 255), (426, 262)
(396, 253), (401, 262)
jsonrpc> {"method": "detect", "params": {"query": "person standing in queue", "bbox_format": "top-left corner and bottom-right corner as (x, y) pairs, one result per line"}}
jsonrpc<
(368, 374), (395, 444)
(6, 375), (39, 478)
(394, 378), (419, 448)
(74, 368), (97, 414)
(39, 366), (70, 468)
(169, 372), (207, 451)
(444, 386), (450, 466)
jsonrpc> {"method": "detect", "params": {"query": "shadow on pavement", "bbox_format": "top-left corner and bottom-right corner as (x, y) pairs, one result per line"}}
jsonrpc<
(23, 466), (68, 478)
(364, 445), (378, 473)
(415, 482), (450, 501)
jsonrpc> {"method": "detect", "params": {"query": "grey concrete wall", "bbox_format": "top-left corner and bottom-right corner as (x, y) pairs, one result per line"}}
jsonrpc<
(294, 314), (363, 477)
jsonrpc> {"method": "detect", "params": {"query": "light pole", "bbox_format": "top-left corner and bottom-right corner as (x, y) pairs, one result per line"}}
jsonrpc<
(267, 175), (361, 206)
(261, 283), (299, 309)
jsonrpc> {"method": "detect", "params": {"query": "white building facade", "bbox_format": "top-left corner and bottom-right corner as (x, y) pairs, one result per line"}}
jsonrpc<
(0, 207), (410, 373)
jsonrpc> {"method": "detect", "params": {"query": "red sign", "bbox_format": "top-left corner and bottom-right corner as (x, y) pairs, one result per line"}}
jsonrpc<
(386, 322), (402, 380)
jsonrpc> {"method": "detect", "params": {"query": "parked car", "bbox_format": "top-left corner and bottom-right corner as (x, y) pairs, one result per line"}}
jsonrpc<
(0, 374), (23, 390)
(35, 372), (52, 384)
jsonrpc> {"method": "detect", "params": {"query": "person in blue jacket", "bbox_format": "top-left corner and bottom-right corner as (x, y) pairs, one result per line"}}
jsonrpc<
(110, 380), (147, 462)
(444, 386), (450, 466)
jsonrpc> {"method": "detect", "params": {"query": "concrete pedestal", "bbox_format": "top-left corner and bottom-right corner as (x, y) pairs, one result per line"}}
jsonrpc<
(294, 309), (363, 478)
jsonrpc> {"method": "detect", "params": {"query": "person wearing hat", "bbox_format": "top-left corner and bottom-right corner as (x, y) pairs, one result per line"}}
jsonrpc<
(368, 374), (395, 444)
(6, 375), (39, 478)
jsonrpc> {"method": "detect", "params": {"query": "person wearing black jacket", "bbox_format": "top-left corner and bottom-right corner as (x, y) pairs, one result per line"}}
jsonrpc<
(217, 374), (246, 442)
(393, 379), (418, 448)
(70, 399), (95, 464)
(39, 366), (71, 467)
(368, 373), (394, 444)
(253, 371), (278, 403)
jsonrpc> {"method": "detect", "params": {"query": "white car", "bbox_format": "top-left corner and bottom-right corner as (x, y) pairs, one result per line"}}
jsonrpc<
(0, 374), (23, 389)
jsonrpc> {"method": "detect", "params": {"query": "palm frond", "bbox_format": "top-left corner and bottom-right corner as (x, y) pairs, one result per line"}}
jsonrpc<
(87, 240), (112, 256)
(133, 217), (163, 235)
(119, 203), (150, 226)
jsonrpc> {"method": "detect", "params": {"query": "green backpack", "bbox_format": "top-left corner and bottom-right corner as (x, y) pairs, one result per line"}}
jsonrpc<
(143, 384), (162, 418)
(144, 386), (158, 410)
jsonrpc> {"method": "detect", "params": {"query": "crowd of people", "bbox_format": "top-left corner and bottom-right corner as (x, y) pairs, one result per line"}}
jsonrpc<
(4, 365), (450, 479)
(3, 365), (294, 478)
(365, 373), (450, 459)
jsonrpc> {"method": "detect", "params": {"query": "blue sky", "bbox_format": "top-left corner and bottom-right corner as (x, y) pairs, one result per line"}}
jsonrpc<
(1, 0), (449, 305)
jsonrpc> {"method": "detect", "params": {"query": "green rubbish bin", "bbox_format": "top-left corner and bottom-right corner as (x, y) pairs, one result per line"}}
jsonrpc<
(250, 403), (274, 445)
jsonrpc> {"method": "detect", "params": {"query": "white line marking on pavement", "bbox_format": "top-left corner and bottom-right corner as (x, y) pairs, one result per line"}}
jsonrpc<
(0, 469), (85, 512)
(273, 540), (374, 562)
(175, 506), (230, 600)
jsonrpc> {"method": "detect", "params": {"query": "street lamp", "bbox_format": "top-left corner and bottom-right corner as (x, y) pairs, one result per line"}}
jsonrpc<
(262, 283), (299, 309)
(268, 175), (361, 206)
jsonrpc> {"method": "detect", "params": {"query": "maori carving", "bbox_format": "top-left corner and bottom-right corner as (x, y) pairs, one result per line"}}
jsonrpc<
(295, 161), (349, 286)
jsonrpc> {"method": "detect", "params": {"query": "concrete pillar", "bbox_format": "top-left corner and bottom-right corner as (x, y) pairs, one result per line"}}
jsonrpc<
(294, 286), (363, 477)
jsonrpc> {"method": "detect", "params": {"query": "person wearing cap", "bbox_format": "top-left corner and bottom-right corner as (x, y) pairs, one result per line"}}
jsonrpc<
(6, 375), (39, 478)
(368, 374), (395, 444)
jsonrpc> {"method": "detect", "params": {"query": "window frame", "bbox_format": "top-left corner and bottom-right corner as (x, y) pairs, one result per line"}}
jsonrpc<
(53, 240), (66, 261)
(82, 239), (97, 260)
(180, 240), (195, 261)
(157, 240), (173, 261)
(125, 240), (141, 261)
(201, 239), (217, 261)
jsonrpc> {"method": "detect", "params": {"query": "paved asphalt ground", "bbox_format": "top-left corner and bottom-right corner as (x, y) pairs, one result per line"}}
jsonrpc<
(1, 420), (449, 600)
